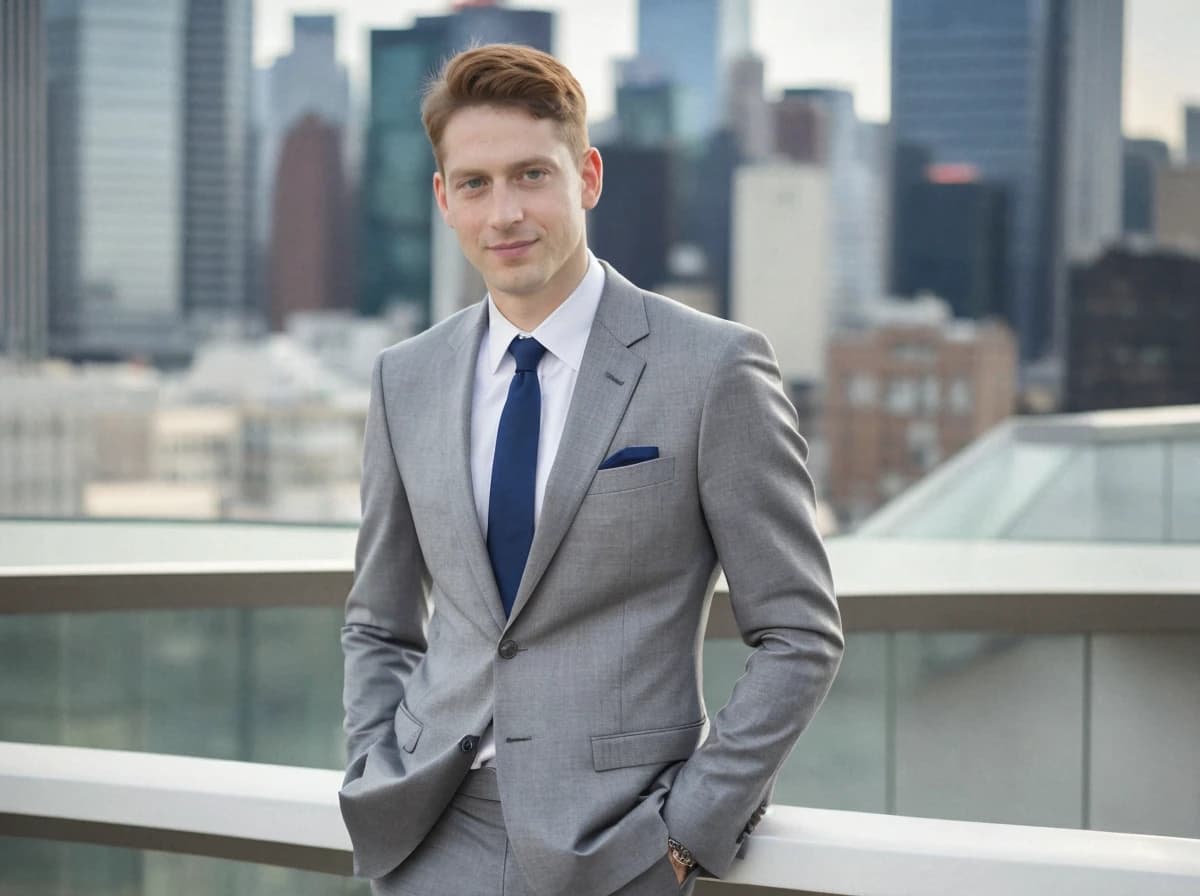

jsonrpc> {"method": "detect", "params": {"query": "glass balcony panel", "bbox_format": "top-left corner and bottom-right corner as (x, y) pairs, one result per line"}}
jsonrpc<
(0, 838), (368, 896)
(701, 636), (889, 813)
(1170, 439), (1200, 542)
(893, 633), (1085, 827)
(6, 599), (1197, 843)
(0, 615), (63, 744)
(0, 608), (346, 768)
(1089, 634), (1200, 838)
(775, 633), (889, 813)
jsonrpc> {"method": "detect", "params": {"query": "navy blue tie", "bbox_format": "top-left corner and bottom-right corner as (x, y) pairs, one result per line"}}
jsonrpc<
(487, 336), (548, 617)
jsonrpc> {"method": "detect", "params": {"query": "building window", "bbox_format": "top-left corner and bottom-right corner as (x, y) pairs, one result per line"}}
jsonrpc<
(906, 420), (941, 471)
(886, 378), (918, 415)
(948, 379), (972, 415)
(889, 342), (936, 364)
(847, 375), (878, 408)
(880, 472), (906, 497)
(922, 376), (941, 414)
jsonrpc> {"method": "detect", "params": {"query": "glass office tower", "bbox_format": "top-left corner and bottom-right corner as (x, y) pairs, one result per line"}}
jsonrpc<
(46, 0), (189, 362)
(182, 0), (253, 323)
(1, 0), (48, 362)
(891, 0), (1123, 363)
(636, 0), (750, 140)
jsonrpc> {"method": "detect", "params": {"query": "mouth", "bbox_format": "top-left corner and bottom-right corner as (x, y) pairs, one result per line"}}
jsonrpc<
(488, 239), (537, 259)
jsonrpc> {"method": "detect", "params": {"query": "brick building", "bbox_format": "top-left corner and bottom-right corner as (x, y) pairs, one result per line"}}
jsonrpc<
(824, 301), (1017, 525)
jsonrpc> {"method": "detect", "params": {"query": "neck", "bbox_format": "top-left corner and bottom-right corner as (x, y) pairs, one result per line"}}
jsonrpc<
(490, 245), (589, 332)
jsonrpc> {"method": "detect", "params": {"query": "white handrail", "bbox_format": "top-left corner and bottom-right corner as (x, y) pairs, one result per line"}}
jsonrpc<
(2, 741), (1198, 894)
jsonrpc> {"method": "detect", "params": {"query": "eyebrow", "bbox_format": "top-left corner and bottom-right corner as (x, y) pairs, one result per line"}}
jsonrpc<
(447, 156), (560, 182)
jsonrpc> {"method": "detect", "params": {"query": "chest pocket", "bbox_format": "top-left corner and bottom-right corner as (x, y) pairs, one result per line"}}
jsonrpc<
(587, 456), (675, 496)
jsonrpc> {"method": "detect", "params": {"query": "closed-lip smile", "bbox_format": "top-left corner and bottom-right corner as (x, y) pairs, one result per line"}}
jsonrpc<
(489, 239), (537, 254)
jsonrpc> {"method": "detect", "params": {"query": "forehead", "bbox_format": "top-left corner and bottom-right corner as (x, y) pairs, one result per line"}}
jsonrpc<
(439, 104), (572, 174)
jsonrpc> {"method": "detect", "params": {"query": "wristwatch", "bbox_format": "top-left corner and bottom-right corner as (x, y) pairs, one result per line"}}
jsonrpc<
(667, 837), (697, 871)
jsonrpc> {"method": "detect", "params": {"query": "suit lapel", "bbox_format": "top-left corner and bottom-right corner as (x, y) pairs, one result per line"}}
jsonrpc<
(444, 303), (507, 633)
(505, 263), (649, 627)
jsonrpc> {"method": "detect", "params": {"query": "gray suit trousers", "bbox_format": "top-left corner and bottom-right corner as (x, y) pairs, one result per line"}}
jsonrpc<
(371, 769), (695, 896)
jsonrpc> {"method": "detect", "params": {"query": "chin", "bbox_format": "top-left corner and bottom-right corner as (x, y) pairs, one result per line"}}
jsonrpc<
(491, 268), (545, 296)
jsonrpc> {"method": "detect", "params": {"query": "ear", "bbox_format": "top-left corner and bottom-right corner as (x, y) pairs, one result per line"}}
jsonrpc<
(433, 170), (452, 225)
(580, 147), (603, 211)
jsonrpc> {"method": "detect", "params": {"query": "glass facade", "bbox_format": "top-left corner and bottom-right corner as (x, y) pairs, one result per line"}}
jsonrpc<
(46, 0), (187, 360)
(636, 0), (750, 140)
(182, 0), (251, 318)
(891, 0), (1055, 360)
(359, 29), (440, 322)
(0, 0), (49, 362)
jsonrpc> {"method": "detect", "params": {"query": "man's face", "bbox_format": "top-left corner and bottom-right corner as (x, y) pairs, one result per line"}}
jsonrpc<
(433, 104), (602, 312)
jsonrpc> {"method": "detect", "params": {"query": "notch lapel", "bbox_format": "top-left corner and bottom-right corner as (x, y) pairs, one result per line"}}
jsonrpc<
(444, 303), (507, 633)
(505, 264), (649, 627)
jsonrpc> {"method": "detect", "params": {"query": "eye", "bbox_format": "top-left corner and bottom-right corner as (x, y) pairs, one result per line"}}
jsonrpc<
(523, 169), (547, 182)
(461, 176), (485, 191)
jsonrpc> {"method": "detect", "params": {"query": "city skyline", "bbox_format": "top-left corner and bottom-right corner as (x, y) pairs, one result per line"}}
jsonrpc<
(254, 0), (1200, 153)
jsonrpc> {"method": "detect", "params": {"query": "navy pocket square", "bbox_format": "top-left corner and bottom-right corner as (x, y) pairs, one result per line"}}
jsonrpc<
(598, 446), (660, 470)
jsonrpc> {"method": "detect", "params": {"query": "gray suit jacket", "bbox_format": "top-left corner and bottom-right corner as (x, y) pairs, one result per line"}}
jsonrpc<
(339, 261), (843, 896)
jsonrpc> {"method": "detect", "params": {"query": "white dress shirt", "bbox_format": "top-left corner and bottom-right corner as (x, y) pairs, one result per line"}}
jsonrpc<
(469, 251), (605, 767)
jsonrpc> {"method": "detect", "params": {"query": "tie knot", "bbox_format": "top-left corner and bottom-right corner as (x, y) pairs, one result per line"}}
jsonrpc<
(508, 336), (547, 373)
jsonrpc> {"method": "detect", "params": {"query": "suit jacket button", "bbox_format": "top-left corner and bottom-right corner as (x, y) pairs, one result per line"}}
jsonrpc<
(498, 639), (519, 659)
(459, 736), (478, 753)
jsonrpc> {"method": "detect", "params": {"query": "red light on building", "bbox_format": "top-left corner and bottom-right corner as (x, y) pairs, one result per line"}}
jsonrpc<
(926, 162), (980, 184)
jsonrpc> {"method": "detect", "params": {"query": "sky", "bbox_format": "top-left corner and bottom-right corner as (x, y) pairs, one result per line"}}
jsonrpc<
(253, 0), (1200, 154)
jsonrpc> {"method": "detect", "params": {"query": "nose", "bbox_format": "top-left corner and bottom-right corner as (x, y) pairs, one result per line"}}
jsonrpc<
(487, 183), (524, 230)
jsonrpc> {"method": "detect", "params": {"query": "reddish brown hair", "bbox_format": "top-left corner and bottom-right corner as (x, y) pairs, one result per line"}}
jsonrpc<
(421, 43), (589, 170)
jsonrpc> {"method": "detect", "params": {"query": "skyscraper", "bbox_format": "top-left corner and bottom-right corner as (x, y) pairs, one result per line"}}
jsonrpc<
(732, 163), (832, 394)
(269, 115), (354, 330)
(361, 4), (553, 327)
(1057, 0), (1124, 262)
(636, 0), (751, 140)
(258, 15), (350, 245)
(891, 0), (1124, 362)
(615, 79), (682, 148)
(778, 88), (886, 328)
(894, 167), (1008, 321)
(1185, 105), (1200, 166)
(726, 53), (772, 162)
(1122, 138), (1170, 236)
(773, 93), (826, 164)
(183, 0), (253, 324)
(1155, 165), (1200, 254)
(256, 15), (352, 324)
(589, 144), (674, 293)
(1065, 246), (1200, 411)
(46, 0), (189, 362)
(1, 0), (48, 362)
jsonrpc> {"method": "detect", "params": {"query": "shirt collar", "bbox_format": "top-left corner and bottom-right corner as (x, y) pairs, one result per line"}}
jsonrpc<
(484, 250), (605, 375)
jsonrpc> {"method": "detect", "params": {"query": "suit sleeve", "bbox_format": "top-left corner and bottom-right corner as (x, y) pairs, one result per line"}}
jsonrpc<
(340, 351), (430, 771)
(661, 327), (844, 876)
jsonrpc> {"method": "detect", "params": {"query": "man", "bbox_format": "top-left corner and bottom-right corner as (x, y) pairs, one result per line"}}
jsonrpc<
(339, 43), (842, 896)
